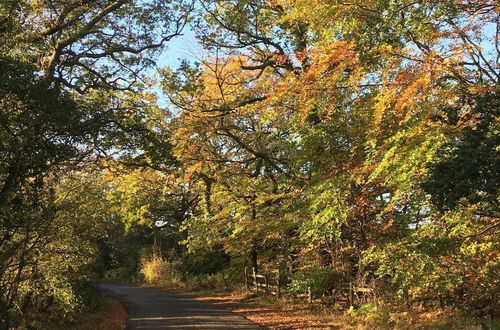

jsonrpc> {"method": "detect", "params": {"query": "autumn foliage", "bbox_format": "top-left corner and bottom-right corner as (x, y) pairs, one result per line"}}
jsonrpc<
(0, 0), (498, 328)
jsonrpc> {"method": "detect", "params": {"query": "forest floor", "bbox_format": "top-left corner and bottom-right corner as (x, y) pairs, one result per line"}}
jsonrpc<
(94, 296), (128, 330)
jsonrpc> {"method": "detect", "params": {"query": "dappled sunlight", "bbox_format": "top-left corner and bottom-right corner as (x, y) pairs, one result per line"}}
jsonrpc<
(1, 0), (498, 328)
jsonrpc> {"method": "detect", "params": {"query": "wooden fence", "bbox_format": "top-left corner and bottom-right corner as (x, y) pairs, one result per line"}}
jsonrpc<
(244, 267), (282, 297)
(244, 267), (375, 305)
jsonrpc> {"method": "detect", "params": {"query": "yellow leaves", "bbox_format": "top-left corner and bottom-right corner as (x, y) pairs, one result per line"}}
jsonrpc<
(197, 55), (267, 106)
(367, 124), (447, 193)
(373, 87), (395, 129)
(184, 162), (203, 181)
(468, 84), (495, 95)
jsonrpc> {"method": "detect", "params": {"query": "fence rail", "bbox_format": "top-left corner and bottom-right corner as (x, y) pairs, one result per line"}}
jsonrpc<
(245, 267), (282, 297)
(244, 267), (374, 305)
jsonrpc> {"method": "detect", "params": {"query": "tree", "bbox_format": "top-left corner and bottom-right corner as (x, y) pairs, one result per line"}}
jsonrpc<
(6, 0), (192, 93)
(0, 0), (192, 326)
(158, 0), (499, 315)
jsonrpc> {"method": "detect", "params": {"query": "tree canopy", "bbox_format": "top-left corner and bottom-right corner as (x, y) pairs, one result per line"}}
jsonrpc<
(0, 0), (498, 328)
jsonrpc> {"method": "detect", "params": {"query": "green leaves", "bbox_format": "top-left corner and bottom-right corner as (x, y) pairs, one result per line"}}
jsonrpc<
(423, 90), (500, 212)
(365, 200), (499, 312)
(1, 0), (498, 325)
(300, 179), (350, 248)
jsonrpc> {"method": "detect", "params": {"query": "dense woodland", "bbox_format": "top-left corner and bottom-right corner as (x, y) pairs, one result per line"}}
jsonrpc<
(0, 0), (498, 328)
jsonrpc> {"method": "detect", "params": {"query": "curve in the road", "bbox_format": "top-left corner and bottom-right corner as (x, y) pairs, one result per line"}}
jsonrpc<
(98, 282), (261, 329)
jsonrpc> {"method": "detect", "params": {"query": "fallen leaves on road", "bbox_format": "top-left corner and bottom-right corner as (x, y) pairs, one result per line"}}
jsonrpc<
(191, 292), (342, 329)
(94, 296), (127, 330)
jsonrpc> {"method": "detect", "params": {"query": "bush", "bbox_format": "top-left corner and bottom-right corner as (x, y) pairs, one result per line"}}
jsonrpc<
(140, 255), (184, 287)
(183, 248), (230, 277)
(364, 203), (499, 316)
(186, 272), (232, 290)
(288, 267), (346, 298)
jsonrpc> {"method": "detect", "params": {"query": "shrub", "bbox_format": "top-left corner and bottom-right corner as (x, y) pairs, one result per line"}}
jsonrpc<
(288, 267), (346, 298)
(140, 255), (184, 287)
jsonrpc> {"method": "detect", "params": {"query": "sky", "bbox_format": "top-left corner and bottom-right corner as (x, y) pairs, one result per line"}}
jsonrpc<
(145, 24), (202, 110)
(156, 25), (202, 69)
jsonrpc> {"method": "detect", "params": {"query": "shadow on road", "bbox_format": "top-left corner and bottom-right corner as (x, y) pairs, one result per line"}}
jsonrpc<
(98, 282), (261, 329)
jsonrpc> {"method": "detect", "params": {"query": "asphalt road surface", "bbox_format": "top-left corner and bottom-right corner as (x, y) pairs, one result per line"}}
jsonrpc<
(98, 282), (261, 329)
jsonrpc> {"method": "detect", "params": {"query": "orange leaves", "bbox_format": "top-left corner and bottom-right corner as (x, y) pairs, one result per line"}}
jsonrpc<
(268, 41), (365, 125)
(199, 55), (261, 103)
(301, 41), (360, 84)
(184, 161), (203, 181)
(374, 65), (433, 130)
(372, 48), (467, 136)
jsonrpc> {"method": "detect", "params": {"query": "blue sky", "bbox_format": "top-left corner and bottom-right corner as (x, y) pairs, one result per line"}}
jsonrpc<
(146, 25), (201, 110)
(156, 26), (202, 69)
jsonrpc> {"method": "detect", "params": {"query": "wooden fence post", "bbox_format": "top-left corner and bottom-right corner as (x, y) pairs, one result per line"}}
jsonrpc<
(349, 283), (353, 307)
(244, 268), (250, 290)
(264, 275), (269, 294)
(252, 267), (258, 292)
(276, 273), (281, 298)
